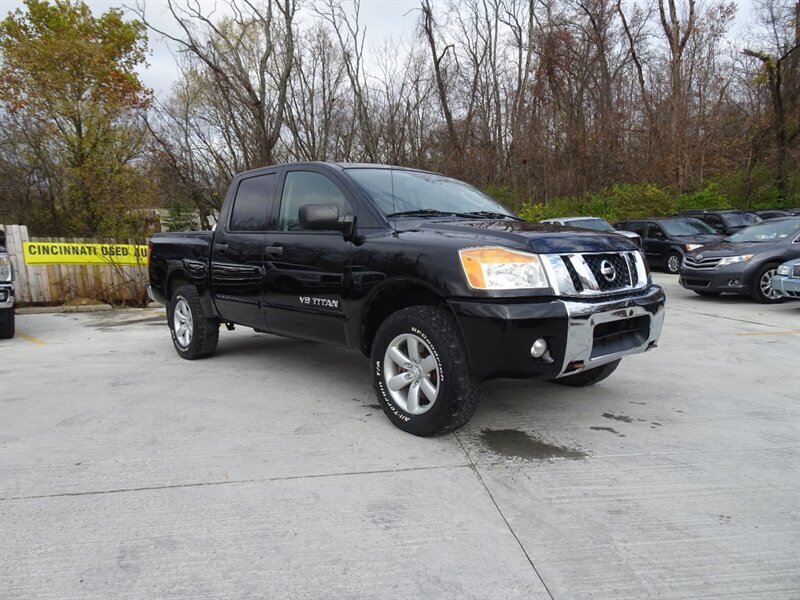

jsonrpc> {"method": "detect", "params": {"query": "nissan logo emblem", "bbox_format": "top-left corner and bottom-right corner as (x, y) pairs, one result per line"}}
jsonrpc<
(600, 260), (617, 282)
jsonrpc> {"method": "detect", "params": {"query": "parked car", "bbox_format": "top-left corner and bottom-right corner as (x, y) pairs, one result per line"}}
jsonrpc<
(540, 217), (641, 246)
(614, 217), (724, 274)
(679, 217), (800, 303)
(755, 209), (800, 220)
(0, 229), (15, 339)
(149, 162), (666, 436)
(768, 258), (800, 300)
(675, 209), (761, 236)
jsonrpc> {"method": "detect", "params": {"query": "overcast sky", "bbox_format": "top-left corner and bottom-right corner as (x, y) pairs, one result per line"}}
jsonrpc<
(2, 0), (760, 100)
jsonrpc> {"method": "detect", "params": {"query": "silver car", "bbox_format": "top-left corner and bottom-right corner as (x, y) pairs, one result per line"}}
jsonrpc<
(541, 216), (641, 247)
(773, 258), (800, 299)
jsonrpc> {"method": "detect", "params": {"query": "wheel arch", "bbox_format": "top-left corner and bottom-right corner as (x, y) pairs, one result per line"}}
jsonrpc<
(359, 278), (451, 356)
(165, 264), (218, 319)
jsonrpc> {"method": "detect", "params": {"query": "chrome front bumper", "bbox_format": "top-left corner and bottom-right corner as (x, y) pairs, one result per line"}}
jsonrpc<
(556, 286), (666, 378)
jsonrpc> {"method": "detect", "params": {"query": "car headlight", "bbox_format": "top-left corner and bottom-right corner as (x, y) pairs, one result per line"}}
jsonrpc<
(459, 247), (549, 290)
(685, 244), (704, 252)
(777, 265), (791, 276)
(0, 254), (11, 282)
(715, 254), (753, 269)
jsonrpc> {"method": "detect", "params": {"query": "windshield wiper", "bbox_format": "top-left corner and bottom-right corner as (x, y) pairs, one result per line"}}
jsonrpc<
(455, 211), (523, 221)
(385, 209), (455, 218)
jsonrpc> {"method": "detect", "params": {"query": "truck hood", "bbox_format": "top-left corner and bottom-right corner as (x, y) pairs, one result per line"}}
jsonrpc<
(410, 219), (639, 253)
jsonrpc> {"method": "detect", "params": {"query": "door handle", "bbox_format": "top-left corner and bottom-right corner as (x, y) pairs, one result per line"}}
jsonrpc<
(215, 244), (229, 253)
(264, 246), (283, 257)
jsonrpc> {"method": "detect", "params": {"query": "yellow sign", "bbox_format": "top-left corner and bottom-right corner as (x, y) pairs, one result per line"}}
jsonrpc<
(23, 242), (148, 266)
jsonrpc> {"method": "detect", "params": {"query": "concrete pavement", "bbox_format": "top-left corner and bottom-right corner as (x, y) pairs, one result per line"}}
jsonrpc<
(1, 274), (798, 599)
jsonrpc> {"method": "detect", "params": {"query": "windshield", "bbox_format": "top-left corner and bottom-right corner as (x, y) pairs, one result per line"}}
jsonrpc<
(726, 218), (800, 242)
(346, 168), (518, 219)
(722, 212), (761, 226)
(661, 219), (715, 236)
(566, 218), (615, 232)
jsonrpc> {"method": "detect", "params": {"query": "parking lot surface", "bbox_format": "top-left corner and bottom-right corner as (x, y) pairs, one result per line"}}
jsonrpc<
(1, 274), (799, 599)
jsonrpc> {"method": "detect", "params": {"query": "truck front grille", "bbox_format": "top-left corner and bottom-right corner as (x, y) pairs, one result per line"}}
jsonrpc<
(553, 252), (643, 296)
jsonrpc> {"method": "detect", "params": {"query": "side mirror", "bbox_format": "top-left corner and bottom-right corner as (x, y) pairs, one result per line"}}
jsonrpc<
(299, 203), (354, 236)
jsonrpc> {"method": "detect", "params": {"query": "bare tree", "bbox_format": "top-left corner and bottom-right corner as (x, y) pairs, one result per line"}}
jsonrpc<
(744, 0), (800, 200)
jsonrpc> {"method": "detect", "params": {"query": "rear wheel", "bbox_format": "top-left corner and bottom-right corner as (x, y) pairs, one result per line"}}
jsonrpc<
(0, 308), (14, 339)
(168, 285), (219, 359)
(552, 359), (621, 387)
(371, 306), (481, 436)
(751, 263), (783, 304)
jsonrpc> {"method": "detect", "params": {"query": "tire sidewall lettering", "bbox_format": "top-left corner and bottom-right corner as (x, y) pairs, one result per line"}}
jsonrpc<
(410, 326), (444, 383)
(374, 360), (411, 422)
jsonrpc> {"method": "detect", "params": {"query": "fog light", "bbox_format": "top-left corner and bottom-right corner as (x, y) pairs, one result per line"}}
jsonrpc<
(531, 338), (548, 358)
(729, 279), (740, 286)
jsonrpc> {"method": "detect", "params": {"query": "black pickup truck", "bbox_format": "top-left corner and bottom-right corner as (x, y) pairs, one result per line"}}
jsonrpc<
(148, 163), (665, 436)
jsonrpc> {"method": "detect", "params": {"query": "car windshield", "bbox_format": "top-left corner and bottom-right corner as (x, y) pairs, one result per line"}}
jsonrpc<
(566, 218), (615, 232)
(722, 212), (761, 226)
(725, 218), (800, 242)
(660, 219), (715, 236)
(346, 168), (518, 220)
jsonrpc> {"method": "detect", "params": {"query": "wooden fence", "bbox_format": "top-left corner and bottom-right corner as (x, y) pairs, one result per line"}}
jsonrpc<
(2, 224), (148, 305)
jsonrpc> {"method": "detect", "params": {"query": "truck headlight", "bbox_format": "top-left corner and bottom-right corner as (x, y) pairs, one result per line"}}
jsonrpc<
(459, 247), (549, 290)
(716, 254), (753, 269)
(777, 265), (791, 276)
(0, 254), (11, 282)
(685, 244), (703, 252)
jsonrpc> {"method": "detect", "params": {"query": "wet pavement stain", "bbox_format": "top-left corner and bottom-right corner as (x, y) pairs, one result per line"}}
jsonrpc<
(602, 413), (634, 423)
(590, 426), (625, 437)
(479, 429), (586, 460)
(87, 316), (165, 329)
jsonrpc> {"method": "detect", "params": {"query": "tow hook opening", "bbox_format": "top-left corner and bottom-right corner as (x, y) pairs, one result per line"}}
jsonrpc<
(566, 360), (585, 373)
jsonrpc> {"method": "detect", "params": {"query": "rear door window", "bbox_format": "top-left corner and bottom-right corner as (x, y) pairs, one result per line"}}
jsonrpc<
(229, 173), (277, 232)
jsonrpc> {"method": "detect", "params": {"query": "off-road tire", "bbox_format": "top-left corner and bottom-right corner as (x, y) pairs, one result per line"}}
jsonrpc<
(168, 285), (219, 359)
(0, 308), (14, 339)
(750, 262), (783, 304)
(665, 252), (682, 274)
(371, 306), (481, 436)
(552, 359), (621, 387)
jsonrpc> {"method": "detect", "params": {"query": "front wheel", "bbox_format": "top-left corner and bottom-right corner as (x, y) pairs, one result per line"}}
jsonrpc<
(168, 285), (219, 359)
(552, 359), (621, 387)
(665, 252), (682, 274)
(751, 263), (783, 304)
(371, 306), (481, 436)
(0, 308), (14, 339)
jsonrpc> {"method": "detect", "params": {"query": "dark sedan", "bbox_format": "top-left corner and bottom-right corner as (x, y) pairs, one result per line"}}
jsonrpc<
(679, 217), (800, 303)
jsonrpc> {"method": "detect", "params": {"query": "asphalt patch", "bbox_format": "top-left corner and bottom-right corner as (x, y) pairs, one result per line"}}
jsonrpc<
(590, 426), (625, 437)
(602, 412), (634, 423)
